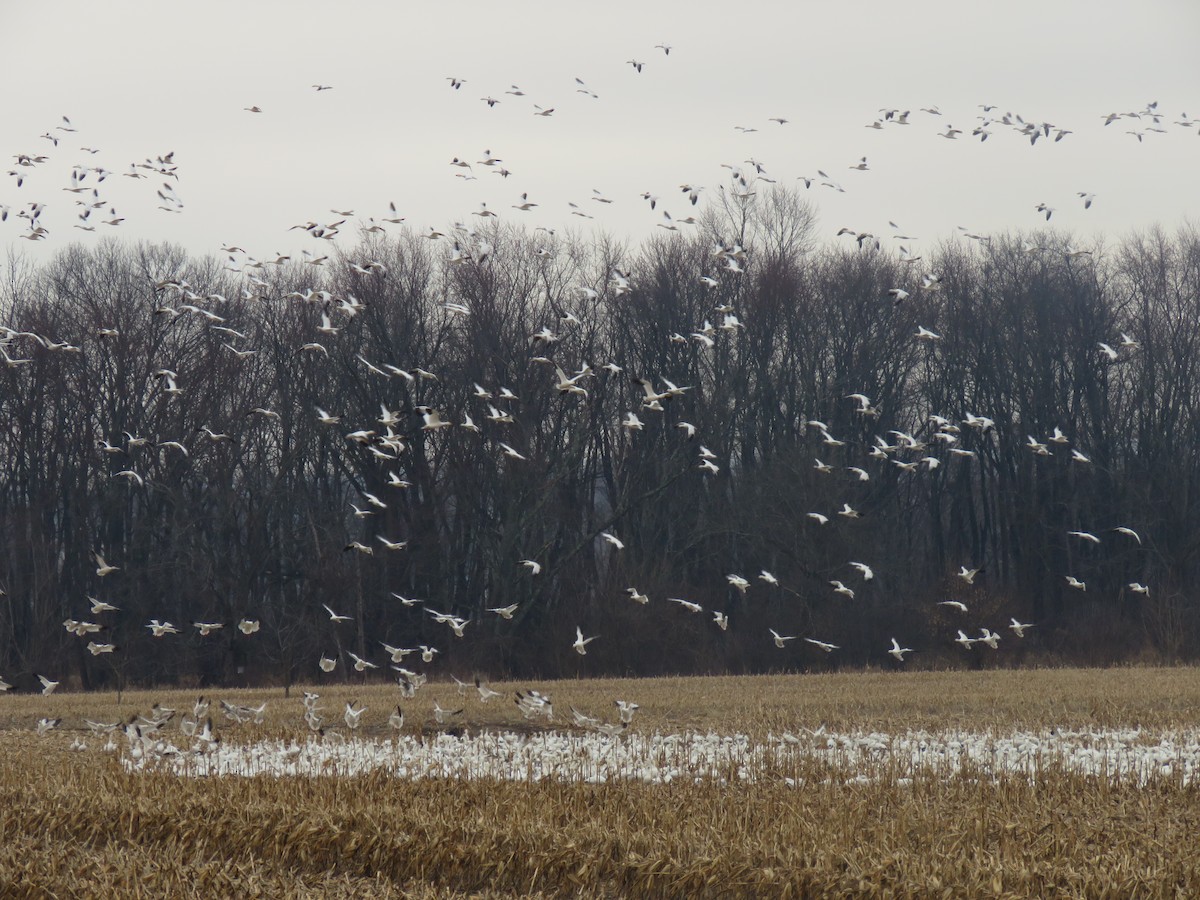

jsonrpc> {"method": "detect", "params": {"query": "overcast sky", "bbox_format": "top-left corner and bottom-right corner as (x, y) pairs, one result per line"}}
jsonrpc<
(3, 0), (1198, 268)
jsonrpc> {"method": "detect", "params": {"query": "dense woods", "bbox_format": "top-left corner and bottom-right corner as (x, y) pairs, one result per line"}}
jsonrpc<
(2, 193), (1199, 689)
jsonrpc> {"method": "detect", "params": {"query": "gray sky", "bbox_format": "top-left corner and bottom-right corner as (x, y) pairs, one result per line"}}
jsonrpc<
(3, 0), (1198, 266)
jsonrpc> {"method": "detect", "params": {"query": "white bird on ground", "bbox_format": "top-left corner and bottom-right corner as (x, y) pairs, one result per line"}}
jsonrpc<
(888, 639), (913, 662)
(573, 626), (599, 655)
(388, 706), (405, 730)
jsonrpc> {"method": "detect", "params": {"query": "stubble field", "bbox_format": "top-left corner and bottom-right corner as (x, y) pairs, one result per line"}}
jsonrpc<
(1, 666), (1199, 897)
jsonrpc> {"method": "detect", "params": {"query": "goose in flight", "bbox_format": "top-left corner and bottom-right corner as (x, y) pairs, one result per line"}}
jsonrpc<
(830, 581), (855, 599)
(319, 655), (337, 673)
(849, 562), (874, 581)
(1065, 575), (1087, 591)
(939, 601), (968, 612)
(323, 604), (352, 623)
(348, 652), (377, 672)
(601, 532), (625, 550)
(146, 619), (180, 637)
(38, 675), (59, 695)
(476, 679), (503, 702)
(957, 566), (981, 584)
(804, 638), (839, 653)
(888, 638), (913, 662)
(977, 628), (1001, 649)
(573, 626), (599, 655)
(727, 574), (750, 594)
(955, 630), (976, 649)
(1068, 531), (1101, 544)
(1112, 526), (1142, 544)
(1128, 582), (1150, 596)
(769, 629), (797, 649)
(520, 559), (542, 575)
(667, 597), (702, 613)
(712, 611), (729, 630)
(759, 570), (778, 586)
(388, 706), (405, 730)
(1009, 618), (1034, 637)
(488, 603), (519, 619)
(89, 597), (118, 614)
(806, 513), (829, 525)
(194, 622), (224, 636)
(343, 701), (367, 729)
(93, 552), (119, 577)
(626, 588), (649, 605)
(433, 702), (463, 724)
(238, 618), (260, 635)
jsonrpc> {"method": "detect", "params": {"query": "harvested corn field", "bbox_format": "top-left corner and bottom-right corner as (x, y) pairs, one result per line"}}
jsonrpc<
(2, 667), (1200, 896)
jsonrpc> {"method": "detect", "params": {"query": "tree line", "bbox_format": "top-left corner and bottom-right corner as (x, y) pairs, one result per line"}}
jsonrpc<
(2, 191), (1198, 689)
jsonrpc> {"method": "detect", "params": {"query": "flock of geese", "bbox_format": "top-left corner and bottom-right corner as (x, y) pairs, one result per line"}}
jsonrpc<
(0, 37), (1190, 739)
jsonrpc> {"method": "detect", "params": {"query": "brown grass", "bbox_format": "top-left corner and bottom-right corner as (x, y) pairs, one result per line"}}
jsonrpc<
(1, 666), (1199, 897)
